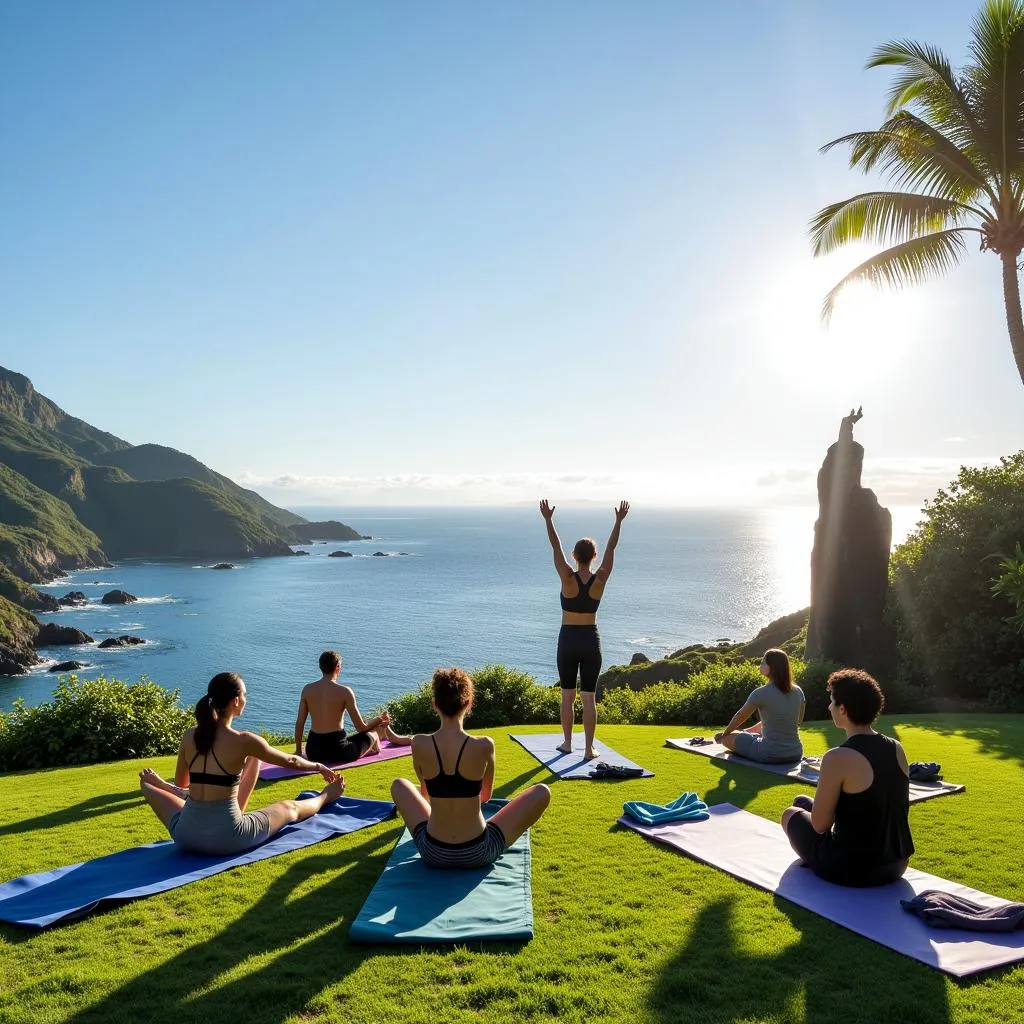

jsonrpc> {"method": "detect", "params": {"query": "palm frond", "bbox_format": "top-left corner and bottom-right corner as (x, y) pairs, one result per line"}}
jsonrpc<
(820, 230), (974, 322)
(810, 192), (979, 256)
(868, 40), (979, 144)
(822, 112), (995, 203)
(965, 0), (1024, 182)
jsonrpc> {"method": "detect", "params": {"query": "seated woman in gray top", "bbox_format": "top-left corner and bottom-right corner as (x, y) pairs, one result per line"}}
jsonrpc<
(714, 649), (805, 763)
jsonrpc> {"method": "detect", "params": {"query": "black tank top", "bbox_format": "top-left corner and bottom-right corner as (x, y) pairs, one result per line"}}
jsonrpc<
(560, 572), (601, 614)
(423, 736), (483, 798)
(830, 732), (914, 867)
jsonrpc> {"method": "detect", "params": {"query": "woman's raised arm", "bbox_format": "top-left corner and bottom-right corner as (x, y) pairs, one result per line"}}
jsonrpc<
(596, 501), (629, 580)
(540, 500), (573, 581)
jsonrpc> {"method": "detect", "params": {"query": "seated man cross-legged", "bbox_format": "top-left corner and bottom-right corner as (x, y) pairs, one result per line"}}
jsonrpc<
(781, 668), (915, 888)
(391, 666), (550, 870)
(295, 650), (410, 765)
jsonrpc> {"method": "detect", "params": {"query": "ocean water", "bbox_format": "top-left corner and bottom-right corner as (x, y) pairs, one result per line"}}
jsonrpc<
(1, 505), (922, 732)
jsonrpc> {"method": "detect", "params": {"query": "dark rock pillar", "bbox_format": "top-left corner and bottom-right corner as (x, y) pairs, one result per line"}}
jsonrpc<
(805, 409), (894, 677)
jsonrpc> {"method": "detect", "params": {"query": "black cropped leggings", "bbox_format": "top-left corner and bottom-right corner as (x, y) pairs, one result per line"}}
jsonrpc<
(557, 625), (602, 692)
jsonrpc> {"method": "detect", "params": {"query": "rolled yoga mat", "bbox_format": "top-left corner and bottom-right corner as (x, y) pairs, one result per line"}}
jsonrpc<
(664, 737), (965, 803)
(619, 802), (1024, 977)
(0, 797), (396, 929)
(260, 739), (412, 781)
(349, 798), (534, 944)
(509, 733), (654, 779)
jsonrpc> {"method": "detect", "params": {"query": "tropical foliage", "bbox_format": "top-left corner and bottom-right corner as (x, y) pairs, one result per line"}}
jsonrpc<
(812, 0), (1024, 385)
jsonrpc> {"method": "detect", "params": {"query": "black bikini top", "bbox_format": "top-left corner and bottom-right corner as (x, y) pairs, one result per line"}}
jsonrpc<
(560, 572), (601, 613)
(189, 743), (241, 787)
(423, 736), (483, 798)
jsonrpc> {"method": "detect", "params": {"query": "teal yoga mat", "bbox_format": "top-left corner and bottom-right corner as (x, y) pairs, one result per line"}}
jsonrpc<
(349, 799), (534, 944)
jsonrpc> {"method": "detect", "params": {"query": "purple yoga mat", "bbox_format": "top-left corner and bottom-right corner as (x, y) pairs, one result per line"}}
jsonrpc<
(260, 739), (411, 781)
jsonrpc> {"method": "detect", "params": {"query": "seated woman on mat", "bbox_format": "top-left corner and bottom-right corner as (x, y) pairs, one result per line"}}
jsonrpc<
(714, 648), (804, 763)
(781, 668), (915, 887)
(390, 667), (550, 870)
(140, 671), (343, 856)
(295, 649), (410, 765)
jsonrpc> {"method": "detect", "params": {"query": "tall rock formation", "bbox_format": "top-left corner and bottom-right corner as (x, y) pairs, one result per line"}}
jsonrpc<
(805, 408), (894, 677)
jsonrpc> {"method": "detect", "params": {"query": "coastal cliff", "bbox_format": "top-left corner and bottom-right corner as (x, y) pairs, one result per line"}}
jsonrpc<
(0, 366), (359, 584)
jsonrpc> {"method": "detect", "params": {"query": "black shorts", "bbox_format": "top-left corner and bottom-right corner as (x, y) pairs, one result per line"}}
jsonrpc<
(305, 729), (374, 764)
(785, 808), (908, 888)
(557, 624), (602, 692)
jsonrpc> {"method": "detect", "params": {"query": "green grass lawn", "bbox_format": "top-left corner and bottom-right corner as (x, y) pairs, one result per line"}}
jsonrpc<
(1, 716), (1023, 1024)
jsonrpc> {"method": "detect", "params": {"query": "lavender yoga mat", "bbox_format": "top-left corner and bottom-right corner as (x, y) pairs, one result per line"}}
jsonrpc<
(665, 737), (965, 804)
(619, 803), (1024, 977)
(509, 734), (653, 779)
(260, 739), (411, 781)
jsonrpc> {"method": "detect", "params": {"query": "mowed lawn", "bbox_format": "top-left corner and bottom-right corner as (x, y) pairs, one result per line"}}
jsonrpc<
(1, 717), (1023, 1024)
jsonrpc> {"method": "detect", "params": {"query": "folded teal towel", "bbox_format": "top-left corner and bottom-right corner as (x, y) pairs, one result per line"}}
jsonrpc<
(623, 792), (710, 825)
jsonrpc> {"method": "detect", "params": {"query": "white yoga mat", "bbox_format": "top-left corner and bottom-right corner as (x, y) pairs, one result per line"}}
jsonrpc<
(665, 737), (965, 803)
(509, 734), (653, 779)
(619, 803), (1024, 977)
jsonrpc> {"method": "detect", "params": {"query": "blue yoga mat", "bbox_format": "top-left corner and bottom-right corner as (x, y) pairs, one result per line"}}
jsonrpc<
(349, 799), (534, 944)
(0, 797), (395, 929)
(509, 733), (654, 779)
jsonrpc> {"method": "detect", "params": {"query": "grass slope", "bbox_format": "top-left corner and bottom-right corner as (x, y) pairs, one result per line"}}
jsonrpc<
(0, 718), (1022, 1024)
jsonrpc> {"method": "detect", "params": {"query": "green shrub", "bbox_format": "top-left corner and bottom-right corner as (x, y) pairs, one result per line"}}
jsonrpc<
(385, 664), (560, 734)
(889, 452), (1024, 705)
(0, 675), (193, 771)
(796, 659), (842, 719)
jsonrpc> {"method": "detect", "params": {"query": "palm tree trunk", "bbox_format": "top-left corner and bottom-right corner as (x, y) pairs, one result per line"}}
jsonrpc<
(1001, 253), (1024, 387)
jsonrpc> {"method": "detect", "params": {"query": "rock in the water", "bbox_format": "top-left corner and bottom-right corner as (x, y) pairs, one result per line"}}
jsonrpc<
(212, 562), (235, 570)
(35, 623), (94, 646)
(58, 591), (88, 607)
(97, 635), (146, 649)
(630, 652), (650, 665)
(372, 551), (387, 557)
(49, 660), (87, 673)
(805, 409), (894, 676)
(329, 550), (353, 558)
(0, 646), (37, 675)
(295, 550), (310, 556)
(101, 589), (137, 605)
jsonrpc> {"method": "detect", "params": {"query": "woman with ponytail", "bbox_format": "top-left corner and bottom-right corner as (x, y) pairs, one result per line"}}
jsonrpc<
(139, 672), (343, 855)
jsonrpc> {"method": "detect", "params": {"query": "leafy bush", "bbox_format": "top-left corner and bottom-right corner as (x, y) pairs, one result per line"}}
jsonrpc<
(889, 452), (1024, 705)
(0, 675), (193, 771)
(385, 664), (560, 733)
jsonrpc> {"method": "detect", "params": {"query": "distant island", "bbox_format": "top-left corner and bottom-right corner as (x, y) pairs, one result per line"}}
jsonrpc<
(0, 365), (363, 675)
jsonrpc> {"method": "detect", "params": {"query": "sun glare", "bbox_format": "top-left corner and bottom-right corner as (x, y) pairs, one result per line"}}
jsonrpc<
(758, 246), (925, 391)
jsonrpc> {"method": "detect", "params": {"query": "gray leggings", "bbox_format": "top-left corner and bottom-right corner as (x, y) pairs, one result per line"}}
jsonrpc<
(169, 798), (271, 856)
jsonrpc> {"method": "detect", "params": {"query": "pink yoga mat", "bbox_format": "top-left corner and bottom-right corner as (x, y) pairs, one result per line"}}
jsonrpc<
(260, 740), (411, 781)
(620, 803), (1024, 977)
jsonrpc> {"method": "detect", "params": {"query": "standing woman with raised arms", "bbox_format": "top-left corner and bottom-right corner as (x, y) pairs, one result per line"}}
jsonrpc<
(539, 499), (629, 760)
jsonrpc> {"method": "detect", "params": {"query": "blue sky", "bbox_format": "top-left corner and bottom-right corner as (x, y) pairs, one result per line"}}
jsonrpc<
(2, 1), (1021, 507)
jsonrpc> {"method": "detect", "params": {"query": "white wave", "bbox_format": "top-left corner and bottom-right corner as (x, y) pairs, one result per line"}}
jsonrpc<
(135, 596), (181, 605)
(628, 637), (652, 645)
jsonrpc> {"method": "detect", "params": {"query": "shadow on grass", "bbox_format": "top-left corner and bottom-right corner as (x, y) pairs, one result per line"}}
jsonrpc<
(0, 790), (139, 839)
(701, 767), (806, 812)
(493, 763), (550, 798)
(650, 894), (952, 1024)
(889, 715), (1024, 770)
(72, 826), (400, 1024)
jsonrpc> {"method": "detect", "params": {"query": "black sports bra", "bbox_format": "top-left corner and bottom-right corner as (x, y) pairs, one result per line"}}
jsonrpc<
(423, 736), (483, 798)
(560, 572), (601, 613)
(189, 744), (241, 787)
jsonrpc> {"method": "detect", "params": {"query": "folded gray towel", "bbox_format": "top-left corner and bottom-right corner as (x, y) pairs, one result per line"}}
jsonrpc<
(900, 890), (1024, 932)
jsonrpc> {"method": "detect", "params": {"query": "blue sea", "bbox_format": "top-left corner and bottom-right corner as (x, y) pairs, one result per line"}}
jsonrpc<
(1, 505), (922, 732)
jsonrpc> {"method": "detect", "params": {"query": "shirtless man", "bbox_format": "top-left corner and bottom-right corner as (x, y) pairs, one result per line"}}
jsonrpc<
(294, 650), (409, 765)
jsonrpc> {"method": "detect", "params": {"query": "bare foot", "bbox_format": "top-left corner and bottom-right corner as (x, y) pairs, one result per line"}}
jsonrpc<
(583, 749), (598, 761)
(555, 743), (572, 755)
(322, 778), (345, 803)
(139, 768), (186, 797)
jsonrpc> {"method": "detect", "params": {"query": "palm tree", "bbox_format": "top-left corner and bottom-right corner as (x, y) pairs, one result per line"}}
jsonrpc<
(811, 0), (1024, 386)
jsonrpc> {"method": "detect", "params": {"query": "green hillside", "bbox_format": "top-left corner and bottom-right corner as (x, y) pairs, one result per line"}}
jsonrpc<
(0, 367), (322, 578)
(0, 463), (106, 581)
(93, 443), (305, 529)
(0, 592), (39, 674)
